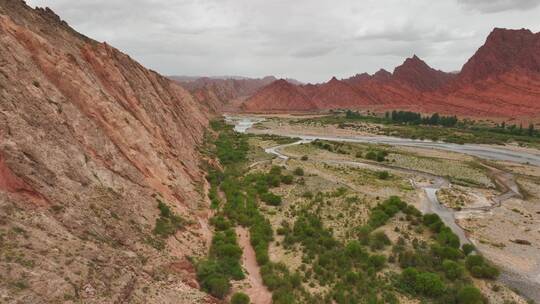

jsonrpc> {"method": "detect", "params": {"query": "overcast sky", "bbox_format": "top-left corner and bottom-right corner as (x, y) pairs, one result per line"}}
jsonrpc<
(26, 0), (540, 83)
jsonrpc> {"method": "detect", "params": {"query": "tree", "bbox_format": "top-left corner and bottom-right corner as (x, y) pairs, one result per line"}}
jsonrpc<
(400, 268), (445, 297)
(261, 192), (282, 206)
(293, 167), (304, 176)
(428, 113), (440, 125)
(231, 292), (251, 304)
(528, 123), (535, 136)
(205, 276), (230, 298)
(465, 255), (499, 279)
(442, 259), (464, 280)
(457, 286), (484, 304)
(415, 272), (445, 297)
(368, 254), (387, 271)
(462, 243), (475, 256)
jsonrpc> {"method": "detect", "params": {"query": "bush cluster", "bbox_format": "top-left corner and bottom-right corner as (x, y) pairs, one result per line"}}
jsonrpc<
(153, 200), (184, 238)
(197, 229), (244, 298)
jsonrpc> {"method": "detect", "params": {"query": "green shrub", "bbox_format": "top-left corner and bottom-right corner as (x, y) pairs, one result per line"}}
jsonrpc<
(369, 231), (391, 250)
(196, 260), (231, 299)
(153, 200), (184, 238)
(367, 196), (407, 228)
(400, 268), (445, 297)
(462, 243), (475, 256)
(436, 227), (460, 248)
(206, 275), (230, 299)
(368, 254), (387, 271)
(442, 259), (464, 280)
(301, 155), (309, 161)
(269, 166), (282, 176)
(266, 174), (281, 187)
(368, 209), (390, 228)
(365, 151), (377, 161)
(231, 292), (250, 304)
(209, 215), (231, 231)
(293, 167), (305, 176)
(465, 255), (499, 279)
(457, 286), (484, 304)
(465, 255), (484, 270)
(281, 175), (294, 185)
(261, 192), (282, 206)
(377, 171), (390, 180)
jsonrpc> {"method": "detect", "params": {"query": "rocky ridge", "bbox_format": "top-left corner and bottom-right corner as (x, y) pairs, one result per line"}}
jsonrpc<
(243, 28), (540, 118)
(0, 1), (216, 303)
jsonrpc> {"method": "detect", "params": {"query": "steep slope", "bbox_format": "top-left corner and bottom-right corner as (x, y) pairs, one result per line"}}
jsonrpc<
(0, 2), (214, 303)
(310, 77), (375, 109)
(242, 79), (316, 111)
(444, 28), (540, 117)
(459, 28), (540, 82)
(393, 55), (455, 91)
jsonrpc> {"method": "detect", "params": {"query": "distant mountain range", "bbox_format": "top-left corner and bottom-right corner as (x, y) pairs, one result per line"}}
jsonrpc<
(170, 75), (302, 112)
(242, 28), (540, 118)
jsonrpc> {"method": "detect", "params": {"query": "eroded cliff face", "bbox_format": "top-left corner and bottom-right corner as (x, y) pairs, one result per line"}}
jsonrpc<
(0, 1), (215, 303)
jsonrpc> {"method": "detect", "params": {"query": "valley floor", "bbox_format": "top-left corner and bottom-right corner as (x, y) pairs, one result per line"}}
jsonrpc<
(223, 115), (540, 303)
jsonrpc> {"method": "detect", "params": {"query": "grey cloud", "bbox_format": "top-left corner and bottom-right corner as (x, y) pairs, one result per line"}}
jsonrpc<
(26, 0), (540, 83)
(457, 0), (540, 13)
(290, 45), (337, 58)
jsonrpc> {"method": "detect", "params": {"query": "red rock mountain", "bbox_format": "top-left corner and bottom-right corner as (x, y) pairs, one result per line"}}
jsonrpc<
(311, 77), (375, 108)
(459, 28), (540, 82)
(172, 75), (301, 112)
(392, 55), (456, 91)
(243, 79), (316, 111)
(0, 1), (215, 303)
(244, 28), (540, 118)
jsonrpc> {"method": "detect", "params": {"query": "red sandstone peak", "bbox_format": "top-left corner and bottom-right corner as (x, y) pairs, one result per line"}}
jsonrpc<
(459, 28), (540, 82)
(393, 55), (454, 91)
(343, 73), (371, 85)
(372, 69), (392, 82)
(243, 79), (316, 111)
(329, 76), (339, 82)
(311, 77), (374, 109)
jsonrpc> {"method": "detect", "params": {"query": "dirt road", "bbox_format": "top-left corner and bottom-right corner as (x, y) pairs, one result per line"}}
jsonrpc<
(236, 227), (272, 304)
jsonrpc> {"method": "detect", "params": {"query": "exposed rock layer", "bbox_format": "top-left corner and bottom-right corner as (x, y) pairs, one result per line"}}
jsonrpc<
(0, 1), (214, 303)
